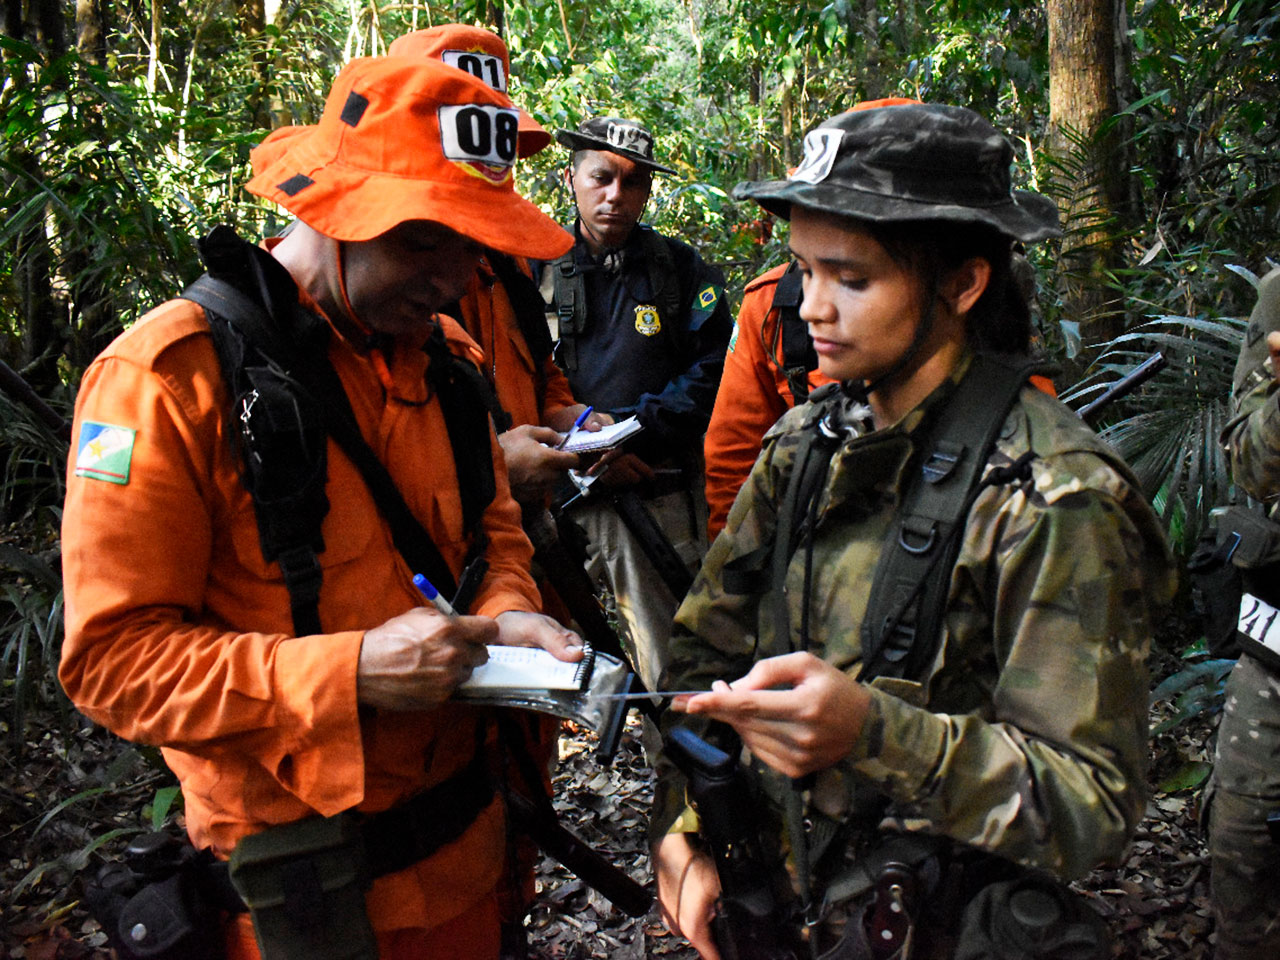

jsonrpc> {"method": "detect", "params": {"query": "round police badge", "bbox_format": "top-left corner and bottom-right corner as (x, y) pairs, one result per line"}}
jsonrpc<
(634, 305), (661, 336)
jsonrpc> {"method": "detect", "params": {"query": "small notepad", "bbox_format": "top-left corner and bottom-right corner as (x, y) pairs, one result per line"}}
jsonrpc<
(560, 416), (643, 453)
(459, 646), (593, 691)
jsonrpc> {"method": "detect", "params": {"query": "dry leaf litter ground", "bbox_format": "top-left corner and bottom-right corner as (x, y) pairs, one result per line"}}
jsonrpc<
(3, 643), (1217, 958)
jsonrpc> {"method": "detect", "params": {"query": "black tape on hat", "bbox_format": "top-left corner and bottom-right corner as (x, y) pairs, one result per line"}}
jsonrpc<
(277, 175), (315, 197)
(340, 92), (370, 128)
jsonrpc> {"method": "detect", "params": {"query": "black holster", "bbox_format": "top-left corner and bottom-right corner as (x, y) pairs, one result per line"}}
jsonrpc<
(84, 831), (233, 960)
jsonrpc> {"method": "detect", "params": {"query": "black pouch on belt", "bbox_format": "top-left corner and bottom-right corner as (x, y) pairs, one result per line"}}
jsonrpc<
(228, 812), (378, 960)
(83, 831), (227, 960)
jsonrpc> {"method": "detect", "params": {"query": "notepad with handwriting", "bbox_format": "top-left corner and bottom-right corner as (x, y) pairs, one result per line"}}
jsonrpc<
(560, 416), (643, 453)
(458, 646), (594, 691)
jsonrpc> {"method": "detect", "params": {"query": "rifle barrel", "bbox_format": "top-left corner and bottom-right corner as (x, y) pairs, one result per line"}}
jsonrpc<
(1077, 352), (1167, 422)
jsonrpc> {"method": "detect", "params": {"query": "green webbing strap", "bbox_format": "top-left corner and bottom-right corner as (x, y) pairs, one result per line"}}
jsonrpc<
(770, 390), (845, 659)
(860, 353), (1043, 681)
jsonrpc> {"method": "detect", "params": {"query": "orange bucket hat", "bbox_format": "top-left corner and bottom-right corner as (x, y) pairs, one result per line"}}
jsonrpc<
(387, 24), (551, 158)
(245, 57), (570, 258)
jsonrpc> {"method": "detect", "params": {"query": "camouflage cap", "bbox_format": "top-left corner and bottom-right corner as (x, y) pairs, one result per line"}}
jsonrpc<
(734, 103), (1060, 243)
(555, 116), (677, 175)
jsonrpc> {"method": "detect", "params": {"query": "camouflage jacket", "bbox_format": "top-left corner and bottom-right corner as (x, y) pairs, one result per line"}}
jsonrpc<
(655, 355), (1175, 880)
(1222, 266), (1280, 506)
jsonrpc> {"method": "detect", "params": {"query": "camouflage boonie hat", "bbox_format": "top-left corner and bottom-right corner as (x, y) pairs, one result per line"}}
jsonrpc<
(734, 103), (1060, 243)
(555, 116), (677, 175)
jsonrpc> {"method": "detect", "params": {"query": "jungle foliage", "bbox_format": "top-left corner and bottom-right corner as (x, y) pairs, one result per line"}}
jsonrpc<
(1, 1), (1277, 734)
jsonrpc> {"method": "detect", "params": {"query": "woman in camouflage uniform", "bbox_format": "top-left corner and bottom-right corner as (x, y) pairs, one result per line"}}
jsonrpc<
(651, 103), (1175, 959)
(1210, 265), (1280, 959)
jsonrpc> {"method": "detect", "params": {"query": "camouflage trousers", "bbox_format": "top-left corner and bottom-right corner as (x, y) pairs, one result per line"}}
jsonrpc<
(1209, 652), (1280, 959)
(575, 484), (707, 692)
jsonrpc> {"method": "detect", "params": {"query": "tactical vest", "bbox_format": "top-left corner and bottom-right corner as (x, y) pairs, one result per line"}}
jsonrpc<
(542, 225), (682, 373)
(772, 352), (1047, 681)
(769, 262), (817, 406)
(180, 226), (496, 635)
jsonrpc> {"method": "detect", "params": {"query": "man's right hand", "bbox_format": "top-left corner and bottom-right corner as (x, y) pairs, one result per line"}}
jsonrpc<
(654, 833), (723, 960)
(357, 608), (496, 710)
(499, 423), (582, 503)
(1268, 330), (1280, 381)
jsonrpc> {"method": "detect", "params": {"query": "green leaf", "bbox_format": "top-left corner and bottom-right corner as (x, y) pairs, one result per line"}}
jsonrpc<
(1157, 760), (1213, 793)
(151, 785), (182, 830)
(780, 54), (797, 86)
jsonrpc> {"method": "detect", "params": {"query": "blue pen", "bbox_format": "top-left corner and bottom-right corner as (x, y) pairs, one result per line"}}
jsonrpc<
(412, 573), (457, 618)
(556, 406), (594, 450)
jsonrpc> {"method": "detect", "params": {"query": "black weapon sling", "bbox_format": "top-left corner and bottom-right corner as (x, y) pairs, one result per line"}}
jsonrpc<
(181, 226), (495, 634)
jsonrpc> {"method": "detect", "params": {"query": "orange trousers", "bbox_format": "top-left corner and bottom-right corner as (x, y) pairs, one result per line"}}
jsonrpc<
(224, 891), (501, 960)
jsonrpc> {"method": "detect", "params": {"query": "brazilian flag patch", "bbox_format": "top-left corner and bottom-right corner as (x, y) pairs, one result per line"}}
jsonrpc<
(75, 421), (137, 485)
(690, 282), (723, 330)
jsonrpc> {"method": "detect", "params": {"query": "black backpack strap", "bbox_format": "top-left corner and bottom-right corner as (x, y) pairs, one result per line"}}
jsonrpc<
(183, 227), (494, 625)
(449, 252), (553, 436)
(859, 354), (1043, 680)
(771, 263), (815, 406)
(488, 253), (554, 374)
(546, 253), (585, 373)
(421, 326), (497, 611)
(183, 260), (333, 638)
(767, 384), (847, 658)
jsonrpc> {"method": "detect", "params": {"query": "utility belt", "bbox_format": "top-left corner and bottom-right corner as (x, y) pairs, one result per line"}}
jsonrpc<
(1189, 504), (1280, 667)
(86, 751), (494, 960)
(808, 835), (1109, 960)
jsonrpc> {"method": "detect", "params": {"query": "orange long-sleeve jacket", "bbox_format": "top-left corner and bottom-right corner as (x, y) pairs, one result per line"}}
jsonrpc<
(59, 290), (540, 936)
(453, 255), (577, 430)
(704, 265), (835, 538)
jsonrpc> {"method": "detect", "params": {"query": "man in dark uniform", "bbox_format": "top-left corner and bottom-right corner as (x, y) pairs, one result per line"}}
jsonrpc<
(537, 116), (733, 691)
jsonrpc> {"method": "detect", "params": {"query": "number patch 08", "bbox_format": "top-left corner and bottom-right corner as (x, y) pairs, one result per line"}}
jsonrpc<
(439, 104), (519, 167)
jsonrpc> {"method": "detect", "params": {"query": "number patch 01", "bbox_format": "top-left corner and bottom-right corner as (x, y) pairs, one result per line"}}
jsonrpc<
(439, 104), (519, 169)
(442, 50), (507, 91)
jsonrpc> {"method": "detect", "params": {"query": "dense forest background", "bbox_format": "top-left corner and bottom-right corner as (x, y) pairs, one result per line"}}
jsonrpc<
(1, 1), (1278, 955)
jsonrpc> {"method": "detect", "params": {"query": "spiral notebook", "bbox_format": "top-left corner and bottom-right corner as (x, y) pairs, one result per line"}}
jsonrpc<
(560, 416), (643, 453)
(458, 646), (596, 691)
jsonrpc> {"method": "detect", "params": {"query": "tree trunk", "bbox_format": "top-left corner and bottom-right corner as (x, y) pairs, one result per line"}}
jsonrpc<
(861, 0), (881, 99)
(483, 0), (505, 38)
(75, 0), (107, 66)
(1047, 0), (1126, 346)
(1, 0), (65, 393)
(236, 0), (274, 130)
(146, 0), (161, 92)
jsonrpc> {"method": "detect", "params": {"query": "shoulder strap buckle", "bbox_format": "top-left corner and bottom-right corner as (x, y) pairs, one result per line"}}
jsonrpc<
(920, 441), (965, 485)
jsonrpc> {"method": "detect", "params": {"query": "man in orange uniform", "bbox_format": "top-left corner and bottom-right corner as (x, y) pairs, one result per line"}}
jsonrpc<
(385, 30), (612, 952)
(60, 58), (580, 960)
(388, 25), (609, 506)
(703, 262), (834, 539)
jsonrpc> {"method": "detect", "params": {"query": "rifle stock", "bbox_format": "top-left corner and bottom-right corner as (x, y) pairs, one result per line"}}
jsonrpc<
(664, 727), (802, 960)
